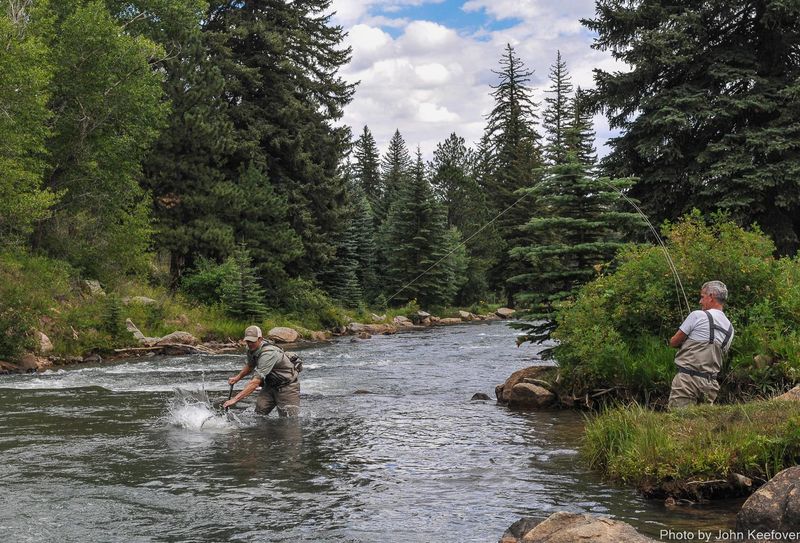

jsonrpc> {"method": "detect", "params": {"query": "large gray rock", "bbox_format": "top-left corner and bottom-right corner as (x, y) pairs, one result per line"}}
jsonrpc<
(123, 296), (158, 305)
(509, 383), (555, 408)
(267, 327), (299, 343)
(496, 366), (555, 405)
(156, 331), (199, 346)
(80, 280), (105, 296)
(496, 307), (516, 319)
(736, 466), (800, 536)
(458, 310), (475, 321)
(500, 512), (657, 543)
(393, 316), (414, 327)
(35, 331), (53, 354)
(439, 318), (463, 325)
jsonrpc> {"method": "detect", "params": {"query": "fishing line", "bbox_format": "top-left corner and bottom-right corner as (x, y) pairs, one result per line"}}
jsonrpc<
(385, 172), (691, 316)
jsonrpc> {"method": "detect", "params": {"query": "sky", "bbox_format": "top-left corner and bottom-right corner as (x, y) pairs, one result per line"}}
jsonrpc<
(330, 0), (624, 162)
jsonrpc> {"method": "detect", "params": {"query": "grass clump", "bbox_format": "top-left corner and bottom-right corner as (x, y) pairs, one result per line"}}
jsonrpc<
(582, 400), (800, 494)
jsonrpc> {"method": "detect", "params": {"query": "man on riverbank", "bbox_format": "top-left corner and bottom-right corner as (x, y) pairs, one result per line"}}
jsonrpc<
(668, 281), (734, 409)
(223, 325), (300, 416)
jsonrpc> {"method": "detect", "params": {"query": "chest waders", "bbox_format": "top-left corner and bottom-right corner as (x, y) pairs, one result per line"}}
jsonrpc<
(248, 343), (298, 389)
(674, 310), (733, 380)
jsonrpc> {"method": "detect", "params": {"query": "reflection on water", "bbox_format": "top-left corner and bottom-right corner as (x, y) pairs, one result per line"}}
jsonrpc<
(0, 321), (740, 542)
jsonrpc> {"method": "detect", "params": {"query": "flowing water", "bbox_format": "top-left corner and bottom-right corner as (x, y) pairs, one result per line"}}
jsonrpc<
(0, 321), (741, 542)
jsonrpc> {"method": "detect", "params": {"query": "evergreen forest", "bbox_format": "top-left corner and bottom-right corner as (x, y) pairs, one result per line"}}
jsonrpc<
(2, 0), (800, 366)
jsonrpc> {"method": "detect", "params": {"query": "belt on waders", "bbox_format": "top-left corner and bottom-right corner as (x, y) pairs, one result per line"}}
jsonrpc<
(676, 366), (717, 381)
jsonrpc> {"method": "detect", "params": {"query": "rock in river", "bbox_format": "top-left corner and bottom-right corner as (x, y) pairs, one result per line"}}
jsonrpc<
(736, 466), (800, 536)
(499, 512), (657, 543)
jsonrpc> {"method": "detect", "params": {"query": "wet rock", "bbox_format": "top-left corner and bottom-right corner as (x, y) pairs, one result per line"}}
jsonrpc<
(458, 310), (474, 321)
(19, 354), (52, 372)
(393, 316), (414, 327)
(471, 393), (491, 401)
(439, 318), (463, 325)
(495, 307), (516, 319)
(775, 385), (800, 402)
(348, 322), (397, 334)
(267, 327), (299, 344)
(496, 366), (555, 405)
(35, 331), (53, 354)
(84, 353), (103, 364)
(156, 331), (199, 346)
(0, 360), (22, 374)
(509, 383), (555, 408)
(500, 512), (657, 543)
(310, 331), (331, 342)
(356, 332), (372, 340)
(736, 466), (800, 536)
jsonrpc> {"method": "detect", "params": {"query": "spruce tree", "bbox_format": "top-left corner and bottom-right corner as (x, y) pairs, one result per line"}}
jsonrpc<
(205, 0), (356, 278)
(510, 97), (642, 346)
(542, 51), (573, 165)
(380, 129), (413, 224)
(381, 149), (453, 307)
(483, 44), (545, 305)
(352, 125), (383, 225)
(585, 0), (800, 254)
(221, 244), (268, 320)
(351, 188), (379, 301)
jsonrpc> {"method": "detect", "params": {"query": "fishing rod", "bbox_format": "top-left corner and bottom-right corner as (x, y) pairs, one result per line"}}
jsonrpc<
(385, 171), (691, 315)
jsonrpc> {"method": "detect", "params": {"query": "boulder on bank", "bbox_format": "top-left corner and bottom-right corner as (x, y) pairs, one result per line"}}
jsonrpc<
(156, 331), (199, 346)
(736, 466), (800, 535)
(500, 512), (657, 543)
(268, 327), (299, 343)
(496, 307), (516, 319)
(509, 383), (555, 408)
(310, 330), (332, 342)
(458, 310), (475, 321)
(19, 354), (52, 373)
(347, 322), (397, 335)
(775, 385), (800, 402)
(393, 316), (414, 327)
(80, 279), (105, 297)
(496, 366), (555, 405)
(35, 331), (53, 354)
(439, 318), (463, 325)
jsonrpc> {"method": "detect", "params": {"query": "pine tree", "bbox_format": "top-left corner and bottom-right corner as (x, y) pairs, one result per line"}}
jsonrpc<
(483, 44), (545, 305)
(221, 244), (268, 320)
(381, 149), (453, 307)
(542, 51), (574, 165)
(566, 88), (597, 167)
(380, 129), (413, 223)
(510, 98), (642, 346)
(351, 188), (379, 301)
(205, 0), (356, 278)
(352, 125), (383, 225)
(585, 0), (800, 254)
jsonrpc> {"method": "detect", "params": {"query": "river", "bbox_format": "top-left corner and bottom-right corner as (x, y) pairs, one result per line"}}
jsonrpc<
(0, 320), (741, 542)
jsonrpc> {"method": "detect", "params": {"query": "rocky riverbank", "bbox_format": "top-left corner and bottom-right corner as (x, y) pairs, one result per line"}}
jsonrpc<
(0, 306), (516, 374)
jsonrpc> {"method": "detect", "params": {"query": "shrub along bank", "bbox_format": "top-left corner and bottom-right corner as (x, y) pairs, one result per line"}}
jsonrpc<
(0, 248), (500, 364)
(582, 399), (800, 500)
(549, 212), (800, 408)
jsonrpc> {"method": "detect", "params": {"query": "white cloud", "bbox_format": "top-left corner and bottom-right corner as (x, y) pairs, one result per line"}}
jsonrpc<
(335, 1), (624, 160)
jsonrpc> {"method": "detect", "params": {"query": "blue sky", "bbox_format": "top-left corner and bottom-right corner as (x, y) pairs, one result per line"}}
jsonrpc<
(330, 0), (622, 160)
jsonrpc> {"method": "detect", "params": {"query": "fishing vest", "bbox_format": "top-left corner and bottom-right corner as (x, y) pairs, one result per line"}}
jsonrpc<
(246, 342), (298, 388)
(674, 310), (734, 380)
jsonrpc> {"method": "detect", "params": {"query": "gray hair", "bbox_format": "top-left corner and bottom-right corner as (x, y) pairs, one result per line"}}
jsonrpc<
(702, 280), (728, 303)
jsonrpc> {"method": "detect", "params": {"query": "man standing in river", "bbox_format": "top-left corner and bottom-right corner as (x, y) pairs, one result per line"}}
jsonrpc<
(223, 325), (300, 416)
(668, 281), (734, 409)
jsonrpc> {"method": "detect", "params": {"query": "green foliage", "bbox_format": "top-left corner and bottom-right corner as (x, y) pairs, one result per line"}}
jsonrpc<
(553, 213), (796, 403)
(0, 250), (72, 360)
(35, 0), (168, 280)
(0, 1), (59, 244)
(220, 245), (268, 321)
(586, 0), (800, 254)
(101, 295), (126, 339)
(583, 401), (800, 490)
(179, 257), (237, 306)
(275, 278), (349, 330)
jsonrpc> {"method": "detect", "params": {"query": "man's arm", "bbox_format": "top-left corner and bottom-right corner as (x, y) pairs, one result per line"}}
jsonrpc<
(223, 375), (262, 408)
(669, 330), (688, 348)
(228, 364), (253, 385)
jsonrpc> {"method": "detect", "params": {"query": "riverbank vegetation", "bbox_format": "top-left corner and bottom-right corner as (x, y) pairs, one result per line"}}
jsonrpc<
(582, 400), (800, 499)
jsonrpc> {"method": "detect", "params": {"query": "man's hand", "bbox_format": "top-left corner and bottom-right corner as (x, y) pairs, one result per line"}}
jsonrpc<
(228, 376), (239, 385)
(223, 399), (236, 409)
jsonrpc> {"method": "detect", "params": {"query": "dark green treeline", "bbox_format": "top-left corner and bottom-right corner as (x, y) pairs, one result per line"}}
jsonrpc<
(2, 1), (800, 323)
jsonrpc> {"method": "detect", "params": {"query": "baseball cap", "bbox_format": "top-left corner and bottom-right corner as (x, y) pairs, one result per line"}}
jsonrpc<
(243, 325), (262, 342)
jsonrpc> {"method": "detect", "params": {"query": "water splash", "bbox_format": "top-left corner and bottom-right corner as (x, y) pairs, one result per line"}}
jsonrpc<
(166, 388), (236, 431)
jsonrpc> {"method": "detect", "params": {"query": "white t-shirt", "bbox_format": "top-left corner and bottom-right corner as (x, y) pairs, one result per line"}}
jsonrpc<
(679, 309), (734, 351)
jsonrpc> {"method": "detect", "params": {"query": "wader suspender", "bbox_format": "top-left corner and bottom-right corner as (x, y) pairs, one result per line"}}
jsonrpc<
(703, 310), (733, 351)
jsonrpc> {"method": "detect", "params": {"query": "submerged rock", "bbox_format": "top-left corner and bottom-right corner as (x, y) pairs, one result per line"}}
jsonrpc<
(736, 466), (800, 536)
(496, 366), (555, 405)
(470, 393), (491, 401)
(499, 512), (657, 543)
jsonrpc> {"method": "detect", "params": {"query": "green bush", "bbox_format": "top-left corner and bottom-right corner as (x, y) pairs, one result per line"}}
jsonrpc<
(180, 257), (237, 306)
(0, 250), (73, 359)
(552, 212), (799, 404)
